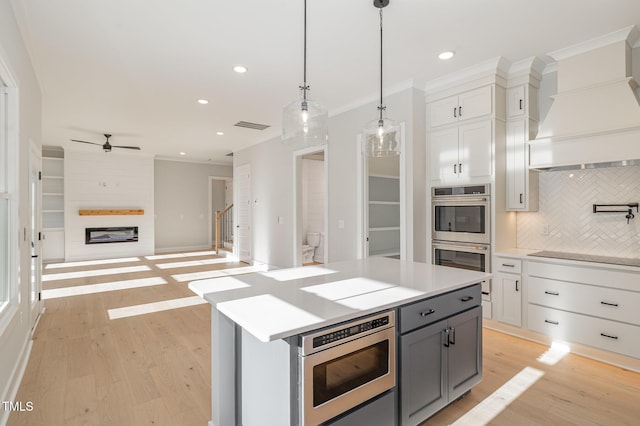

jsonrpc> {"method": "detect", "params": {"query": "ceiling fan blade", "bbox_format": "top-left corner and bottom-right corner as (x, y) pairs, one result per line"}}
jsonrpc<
(71, 139), (102, 146)
(112, 145), (141, 150)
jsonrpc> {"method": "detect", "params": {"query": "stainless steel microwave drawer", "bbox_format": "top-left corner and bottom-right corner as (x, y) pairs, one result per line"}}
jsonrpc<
(399, 284), (481, 334)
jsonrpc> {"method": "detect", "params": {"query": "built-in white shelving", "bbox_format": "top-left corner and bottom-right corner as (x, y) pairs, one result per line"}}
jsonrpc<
(42, 150), (65, 262)
(368, 170), (400, 258)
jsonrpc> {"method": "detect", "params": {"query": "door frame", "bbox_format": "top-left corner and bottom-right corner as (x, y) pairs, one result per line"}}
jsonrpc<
(28, 141), (43, 330)
(292, 145), (329, 267)
(207, 175), (233, 250)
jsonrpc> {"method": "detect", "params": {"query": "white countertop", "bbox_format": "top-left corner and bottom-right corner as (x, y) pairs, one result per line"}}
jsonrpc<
(189, 257), (491, 342)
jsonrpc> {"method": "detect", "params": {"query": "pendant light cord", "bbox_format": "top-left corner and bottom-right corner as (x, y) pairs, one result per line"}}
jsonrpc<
(301, 0), (309, 102)
(378, 8), (385, 122)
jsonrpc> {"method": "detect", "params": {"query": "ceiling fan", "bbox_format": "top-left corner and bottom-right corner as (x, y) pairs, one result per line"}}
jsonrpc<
(70, 134), (141, 152)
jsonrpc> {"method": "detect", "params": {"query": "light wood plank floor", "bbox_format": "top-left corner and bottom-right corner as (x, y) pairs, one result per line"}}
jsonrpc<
(8, 252), (640, 425)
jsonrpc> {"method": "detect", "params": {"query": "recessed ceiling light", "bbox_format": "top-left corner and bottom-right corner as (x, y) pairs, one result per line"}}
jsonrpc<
(233, 65), (247, 73)
(179, 152), (186, 156)
(216, 131), (224, 136)
(197, 99), (209, 104)
(438, 51), (455, 60)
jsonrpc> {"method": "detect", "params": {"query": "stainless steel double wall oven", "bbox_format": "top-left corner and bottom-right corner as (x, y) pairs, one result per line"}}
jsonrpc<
(432, 184), (491, 300)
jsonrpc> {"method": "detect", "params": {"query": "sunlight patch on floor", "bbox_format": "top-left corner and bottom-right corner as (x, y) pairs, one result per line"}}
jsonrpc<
(108, 295), (207, 319)
(537, 341), (571, 365)
(41, 277), (168, 299)
(155, 257), (234, 269)
(43, 265), (151, 281)
(44, 257), (141, 269)
(451, 366), (544, 425)
(172, 265), (266, 282)
(145, 251), (217, 260)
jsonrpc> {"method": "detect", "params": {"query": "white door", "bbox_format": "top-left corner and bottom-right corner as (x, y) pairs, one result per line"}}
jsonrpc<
(235, 164), (251, 263)
(29, 145), (42, 329)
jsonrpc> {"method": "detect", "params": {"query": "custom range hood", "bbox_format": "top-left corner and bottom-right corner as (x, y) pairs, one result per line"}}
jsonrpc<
(529, 26), (640, 171)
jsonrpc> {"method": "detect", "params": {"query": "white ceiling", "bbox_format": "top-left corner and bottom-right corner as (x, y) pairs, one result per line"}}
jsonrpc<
(11, 0), (640, 164)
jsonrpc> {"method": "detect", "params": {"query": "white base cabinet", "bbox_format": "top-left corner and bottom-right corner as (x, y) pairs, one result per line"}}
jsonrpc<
(493, 257), (522, 327)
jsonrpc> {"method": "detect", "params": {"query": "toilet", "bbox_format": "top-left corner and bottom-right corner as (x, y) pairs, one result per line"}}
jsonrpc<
(302, 232), (321, 264)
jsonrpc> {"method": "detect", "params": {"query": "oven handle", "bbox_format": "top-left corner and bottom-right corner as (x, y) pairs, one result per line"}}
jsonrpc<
(432, 197), (488, 205)
(432, 242), (490, 254)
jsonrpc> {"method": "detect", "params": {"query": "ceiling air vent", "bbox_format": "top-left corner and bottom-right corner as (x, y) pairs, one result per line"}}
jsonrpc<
(234, 121), (270, 131)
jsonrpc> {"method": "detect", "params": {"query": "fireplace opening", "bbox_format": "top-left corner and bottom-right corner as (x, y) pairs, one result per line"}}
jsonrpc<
(85, 227), (139, 244)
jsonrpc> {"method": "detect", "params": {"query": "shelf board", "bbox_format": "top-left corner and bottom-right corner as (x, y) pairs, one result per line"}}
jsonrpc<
(42, 175), (64, 180)
(369, 226), (400, 232)
(79, 209), (144, 216)
(369, 174), (400, 179)
(43, 227), (64, 231)
(43, 210), (64, 213)
(369, 201), (400, 205)
(43, 192), (64, 196)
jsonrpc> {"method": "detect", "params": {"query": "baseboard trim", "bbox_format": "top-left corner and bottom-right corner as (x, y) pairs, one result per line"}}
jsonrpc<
(0, 337), (33, 426)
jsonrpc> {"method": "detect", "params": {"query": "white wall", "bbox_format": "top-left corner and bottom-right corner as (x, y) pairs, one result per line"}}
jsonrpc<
(302, 158), (325, 262)
(233, 88), (423, 268)
(154, 160), (232, 252)
(0, 0), (42, 419)
(64, 150), (155, 261)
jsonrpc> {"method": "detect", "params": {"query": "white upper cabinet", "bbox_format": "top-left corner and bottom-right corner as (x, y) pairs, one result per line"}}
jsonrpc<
(428, 86), (493, 128)
(507, 84), (526, 118)
(430, 120), (492, 183)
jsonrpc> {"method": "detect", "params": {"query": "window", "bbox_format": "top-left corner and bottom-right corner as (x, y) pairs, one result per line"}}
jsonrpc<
(0, 72), (18, 318)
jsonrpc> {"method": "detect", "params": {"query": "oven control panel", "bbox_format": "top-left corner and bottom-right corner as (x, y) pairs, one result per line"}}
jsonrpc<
(312, 316), (390, 348)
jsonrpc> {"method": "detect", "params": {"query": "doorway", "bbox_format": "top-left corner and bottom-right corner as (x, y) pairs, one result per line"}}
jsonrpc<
(208, 176), (233, 254)
(293, 146), (328, 267)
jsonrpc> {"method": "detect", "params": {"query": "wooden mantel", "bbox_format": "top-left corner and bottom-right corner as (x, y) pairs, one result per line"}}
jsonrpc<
(78, 209), (144, 216)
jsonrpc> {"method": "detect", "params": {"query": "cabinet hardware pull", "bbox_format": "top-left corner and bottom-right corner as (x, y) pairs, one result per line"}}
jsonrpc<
(454, 164), (457, 174)
(600, 301), (619, 307)
(515, 280), (519, 292)
(450, 327), (456, 345)
(600, 333), (618, 340)
(420, 309), (435, 317)
(519, 193), (523, 204)
(502, 263), (515, 267)
(458, 106), (462, 117)
(544, 291), (559, 296)
(453, 107), (457, 118)
(519, 99), (523, 110)
(544, 319), (559, 325)
(443, 328), (450, 347)
(460, 296), (474, 302)
(459, 163), (462, 173)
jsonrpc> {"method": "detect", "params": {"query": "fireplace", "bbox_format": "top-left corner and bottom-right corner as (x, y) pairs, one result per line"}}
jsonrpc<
(85, 227), (139, 244)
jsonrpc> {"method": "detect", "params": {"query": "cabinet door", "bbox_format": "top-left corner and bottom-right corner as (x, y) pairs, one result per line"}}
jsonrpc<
(459, 120), (492, 179)
(495, 271), (522, 327)
(447, 306), (483, 401)
(506, 120), (526, 209)
(400, 320), (447, 426)
(430, 127), (459, 182)
(429, 95), (459, 128)
(458, 86), (492, 122)
(507, 85), (526, 118)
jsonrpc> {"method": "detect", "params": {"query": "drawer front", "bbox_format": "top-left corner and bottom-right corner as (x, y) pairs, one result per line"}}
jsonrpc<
(399, 284), (481, 334)
(528, 305), (640, 359)
(528, 260), (640, 292)
(494, 257), (522, 274)
(528, 276), (640, 326)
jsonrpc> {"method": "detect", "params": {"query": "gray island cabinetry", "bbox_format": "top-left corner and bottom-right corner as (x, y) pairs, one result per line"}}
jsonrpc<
(189, 257), (490, 426)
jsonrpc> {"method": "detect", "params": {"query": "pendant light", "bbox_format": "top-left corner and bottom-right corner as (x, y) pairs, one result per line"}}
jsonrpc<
(282, 0), (328, 145)
(363, 0), (401, 157)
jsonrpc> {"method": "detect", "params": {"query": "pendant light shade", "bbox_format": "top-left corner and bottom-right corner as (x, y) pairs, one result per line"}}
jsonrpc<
(282, 0), (328, 145)
(364, 0), (401, 157)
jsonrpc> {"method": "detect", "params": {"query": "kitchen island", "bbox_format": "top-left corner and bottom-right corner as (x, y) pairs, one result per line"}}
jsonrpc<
(189, 257), (491, 426)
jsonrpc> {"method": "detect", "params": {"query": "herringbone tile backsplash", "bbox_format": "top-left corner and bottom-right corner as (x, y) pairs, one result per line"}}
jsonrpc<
(517, 165), (640, 257)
